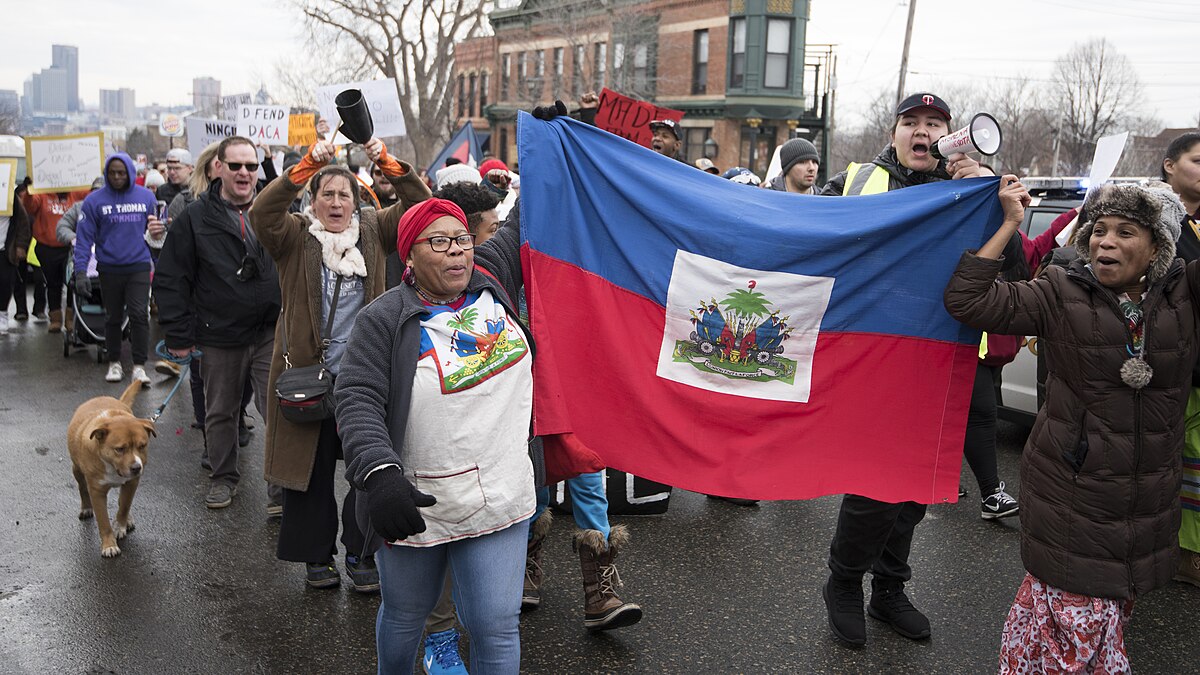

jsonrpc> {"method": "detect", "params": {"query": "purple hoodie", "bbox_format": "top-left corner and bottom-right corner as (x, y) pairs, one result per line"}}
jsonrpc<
(75, 153), (157, 274)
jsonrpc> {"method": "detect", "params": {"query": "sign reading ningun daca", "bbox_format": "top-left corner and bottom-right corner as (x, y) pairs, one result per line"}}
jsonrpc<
(516, 112), (1007, 504)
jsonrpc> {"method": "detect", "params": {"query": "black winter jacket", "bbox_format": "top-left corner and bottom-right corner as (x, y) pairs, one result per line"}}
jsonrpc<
(153, 179), (281, 349)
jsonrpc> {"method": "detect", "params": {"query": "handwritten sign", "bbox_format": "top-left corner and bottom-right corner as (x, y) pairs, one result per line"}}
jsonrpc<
(159, 113), (185, 138)
(315, 78), (406, 144)
(186, 116), (237, 158)
(288, 114), (317, 146)
(237, 105), (289, 144)
(0, 159), (15, 216)
(594, 88), (684, 148)
(25, 132), (105, 194)
(222, 93), (252, 121)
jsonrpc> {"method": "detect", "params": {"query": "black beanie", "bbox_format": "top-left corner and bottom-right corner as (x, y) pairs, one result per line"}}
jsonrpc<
(779, 138), (820, 176)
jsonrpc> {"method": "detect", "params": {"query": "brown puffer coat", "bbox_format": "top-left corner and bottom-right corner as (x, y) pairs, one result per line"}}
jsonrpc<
(945, 252), (1199, 599)
(251, 165), (430, 491)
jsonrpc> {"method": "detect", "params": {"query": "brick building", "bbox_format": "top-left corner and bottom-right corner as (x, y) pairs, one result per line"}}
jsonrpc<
(452, 0), (834, 181)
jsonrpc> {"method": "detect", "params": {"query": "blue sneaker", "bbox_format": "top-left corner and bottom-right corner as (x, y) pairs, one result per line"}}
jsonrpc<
(422, 628), (468, 675)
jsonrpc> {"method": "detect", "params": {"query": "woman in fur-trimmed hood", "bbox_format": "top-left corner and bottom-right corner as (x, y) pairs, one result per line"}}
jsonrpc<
(249, 136), (430, 592)
(944, 178), (1195, 672)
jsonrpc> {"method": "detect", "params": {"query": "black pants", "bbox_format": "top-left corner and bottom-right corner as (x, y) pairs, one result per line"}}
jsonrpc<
(35, 243), (70, 313)
(828, 495), (927, 587)
(277, 417), (364, 563)
(13, 262), (45, 316)
(98, 269), (150, 364)
(962, 363), (1001, 495)
(0, 252), (16, 313)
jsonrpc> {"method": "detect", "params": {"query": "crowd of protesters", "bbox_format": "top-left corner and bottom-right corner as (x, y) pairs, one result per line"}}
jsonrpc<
(1, 91), (1199, 674)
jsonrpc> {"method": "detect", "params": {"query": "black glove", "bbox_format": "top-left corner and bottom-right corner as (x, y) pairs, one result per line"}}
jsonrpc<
(364, 465), (437, 541)
(531, 100), (569, 121)
(74, 271), (92, 298)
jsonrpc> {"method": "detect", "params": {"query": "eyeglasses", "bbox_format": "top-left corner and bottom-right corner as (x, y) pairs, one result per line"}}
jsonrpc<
(413, 234), (476, 252)
(224, 162), (260, 173)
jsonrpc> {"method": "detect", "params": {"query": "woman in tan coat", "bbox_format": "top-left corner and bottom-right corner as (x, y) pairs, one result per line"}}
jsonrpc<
(251, 137), (430, 591)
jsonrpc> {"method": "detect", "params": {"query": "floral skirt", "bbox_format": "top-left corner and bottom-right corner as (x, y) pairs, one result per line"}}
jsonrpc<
(998, 573), (1134, 674)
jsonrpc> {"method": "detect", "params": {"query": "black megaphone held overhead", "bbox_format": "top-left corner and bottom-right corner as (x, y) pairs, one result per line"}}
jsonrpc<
(334, 89), (374, 144)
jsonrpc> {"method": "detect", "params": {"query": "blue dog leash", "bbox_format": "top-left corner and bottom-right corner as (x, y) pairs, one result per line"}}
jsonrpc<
(150, 340), (202, 422)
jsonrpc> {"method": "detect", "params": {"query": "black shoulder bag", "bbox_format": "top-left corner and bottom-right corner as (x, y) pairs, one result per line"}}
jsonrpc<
(275, 276), (343, 424)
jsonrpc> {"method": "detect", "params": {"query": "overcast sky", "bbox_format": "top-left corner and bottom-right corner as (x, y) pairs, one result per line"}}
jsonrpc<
(2, 0), (1197, 130)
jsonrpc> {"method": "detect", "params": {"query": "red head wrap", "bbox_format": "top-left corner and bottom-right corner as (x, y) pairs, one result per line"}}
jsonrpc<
(396, 198), (469, 262)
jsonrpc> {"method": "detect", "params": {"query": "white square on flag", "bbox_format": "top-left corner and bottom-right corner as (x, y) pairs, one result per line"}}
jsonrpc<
(656, 250), (834, 403)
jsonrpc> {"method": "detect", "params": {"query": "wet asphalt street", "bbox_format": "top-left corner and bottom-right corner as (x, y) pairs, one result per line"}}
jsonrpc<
(1, 315), (1197, 675)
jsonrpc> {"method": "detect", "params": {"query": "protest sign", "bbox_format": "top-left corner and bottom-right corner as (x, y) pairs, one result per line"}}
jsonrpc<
(1056, 131), (1130, 246)
(594, 88), (684, 148)
(315, 78), (406, 144)
(186, 116), (237, 157)
(159, 113), (185, 138)
(222, 93), (252, 121)
(25, 132), (105, 194)
(0, 159), (15, 216)
(237, 105), (289, 144)
(288, 114), (317, 146)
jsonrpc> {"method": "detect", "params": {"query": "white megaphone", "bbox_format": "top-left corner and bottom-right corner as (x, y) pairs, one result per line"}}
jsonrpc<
(931, 112), (1003, 159)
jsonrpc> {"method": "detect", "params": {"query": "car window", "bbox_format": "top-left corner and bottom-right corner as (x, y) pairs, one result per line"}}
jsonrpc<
(1025, 208), (1067, 239)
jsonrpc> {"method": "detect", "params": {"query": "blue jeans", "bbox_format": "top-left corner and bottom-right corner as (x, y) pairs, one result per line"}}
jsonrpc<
(375, 520), (529, 674)
(534, 470), (610, 538)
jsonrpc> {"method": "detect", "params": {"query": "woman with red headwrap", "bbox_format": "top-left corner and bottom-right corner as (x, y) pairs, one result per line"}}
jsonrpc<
(334, 187), (535, 671)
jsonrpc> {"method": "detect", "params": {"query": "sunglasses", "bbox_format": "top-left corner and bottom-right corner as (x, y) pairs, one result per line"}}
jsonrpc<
(224, 162), (260, 173)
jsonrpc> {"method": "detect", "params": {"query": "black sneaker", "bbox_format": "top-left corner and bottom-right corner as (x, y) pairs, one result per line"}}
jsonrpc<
(823, 577), (866, 646)
(238, 423), (251, 448)
(981, 482), (1019, 520)
(868, 583), (930, 640)
(345, 555), (380, 593)
(305, 561), (341, 589)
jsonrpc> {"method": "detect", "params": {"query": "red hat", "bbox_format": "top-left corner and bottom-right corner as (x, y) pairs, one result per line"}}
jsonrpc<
(396, 198), (469, 262)
(479, 159), (509, 177)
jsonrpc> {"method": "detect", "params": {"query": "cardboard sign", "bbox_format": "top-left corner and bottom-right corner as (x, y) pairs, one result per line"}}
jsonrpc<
(315, 78), (406, 144)
(159, 113), (185, 138)
(237, 105), (289, 144)
(186, 116), (237, 158)
(222, 93), (252, 121)
(594, 87), (684, 148)
(25, 132), (105, 194)
(0, 159), (15, 216)
(1056, 131), (1130, 246)
(288, 114), (317, 146)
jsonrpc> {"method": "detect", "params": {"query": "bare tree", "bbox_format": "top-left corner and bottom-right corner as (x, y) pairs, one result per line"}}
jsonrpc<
(294, 0), (489, 167)
(0, 103), (19, 135)
(1051, 39), (1146, 174)
(260, 54), (374, 111)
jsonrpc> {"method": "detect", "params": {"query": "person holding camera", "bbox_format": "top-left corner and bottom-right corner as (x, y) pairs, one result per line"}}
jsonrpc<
(153, 136), (283, 510)
(250, 136), (430, 591)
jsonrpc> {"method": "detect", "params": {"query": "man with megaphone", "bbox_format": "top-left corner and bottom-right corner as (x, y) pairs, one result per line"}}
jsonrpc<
(819, 92), (1017, 648)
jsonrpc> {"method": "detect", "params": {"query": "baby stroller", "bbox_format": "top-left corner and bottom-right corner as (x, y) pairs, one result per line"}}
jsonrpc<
(63, 254), (129, 363)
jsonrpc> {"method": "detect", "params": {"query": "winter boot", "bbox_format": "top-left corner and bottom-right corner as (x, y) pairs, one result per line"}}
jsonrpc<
(64, 307), (75, 333)
(522, 510), (553, 611)
(574, 524), (642, 631)
(48, 309), (63, 333)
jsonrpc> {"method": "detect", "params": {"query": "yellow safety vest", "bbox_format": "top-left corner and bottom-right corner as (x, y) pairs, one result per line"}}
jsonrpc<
(841, 162), (892, 196)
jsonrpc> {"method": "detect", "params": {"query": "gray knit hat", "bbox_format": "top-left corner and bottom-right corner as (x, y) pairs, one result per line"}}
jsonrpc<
(779, 138), (820, 176)
(1073, 182), (1185, 281)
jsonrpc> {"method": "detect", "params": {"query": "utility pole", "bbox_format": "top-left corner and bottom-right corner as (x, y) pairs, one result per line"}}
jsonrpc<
(896, 0), (918, 104)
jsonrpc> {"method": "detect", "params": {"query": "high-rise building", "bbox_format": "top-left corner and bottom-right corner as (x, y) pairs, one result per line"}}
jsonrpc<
(100, 87), (136, 120)
(24, 67), (69, 115)
(193, 77), (220, 112)
(52, 44), (79, 112)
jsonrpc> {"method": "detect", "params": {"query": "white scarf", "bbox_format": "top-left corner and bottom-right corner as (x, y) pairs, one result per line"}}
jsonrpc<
(304, 207), (367, 277)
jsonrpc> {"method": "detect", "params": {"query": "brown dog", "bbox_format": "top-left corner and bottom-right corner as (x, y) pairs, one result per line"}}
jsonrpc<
(68, 380), (155, 558)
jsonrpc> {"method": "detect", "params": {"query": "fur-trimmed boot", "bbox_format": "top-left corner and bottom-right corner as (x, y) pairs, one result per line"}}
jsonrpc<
(47, 309), (63, 333)
(522, 510), (553, 611)
(574, 524), (643, 631)
(64, 307), (75, 333)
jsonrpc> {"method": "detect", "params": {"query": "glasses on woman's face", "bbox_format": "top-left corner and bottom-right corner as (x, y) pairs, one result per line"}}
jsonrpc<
(413, 234), (476, 252)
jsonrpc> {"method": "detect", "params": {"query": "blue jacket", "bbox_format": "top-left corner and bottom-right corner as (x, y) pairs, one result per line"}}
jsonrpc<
(75, 153), (157, 273)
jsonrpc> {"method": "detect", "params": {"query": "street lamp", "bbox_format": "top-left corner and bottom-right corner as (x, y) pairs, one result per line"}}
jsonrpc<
(704, 136), (718, 159)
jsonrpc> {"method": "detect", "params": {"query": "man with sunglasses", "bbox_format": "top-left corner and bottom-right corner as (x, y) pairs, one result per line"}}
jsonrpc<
(154, 136), (283, 511)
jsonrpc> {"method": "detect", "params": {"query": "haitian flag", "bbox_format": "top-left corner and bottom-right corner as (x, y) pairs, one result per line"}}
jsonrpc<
(518, 113), (1003, 504)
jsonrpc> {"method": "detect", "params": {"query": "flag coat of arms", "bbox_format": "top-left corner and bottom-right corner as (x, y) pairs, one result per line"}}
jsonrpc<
(517, 113), (1004, 504)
